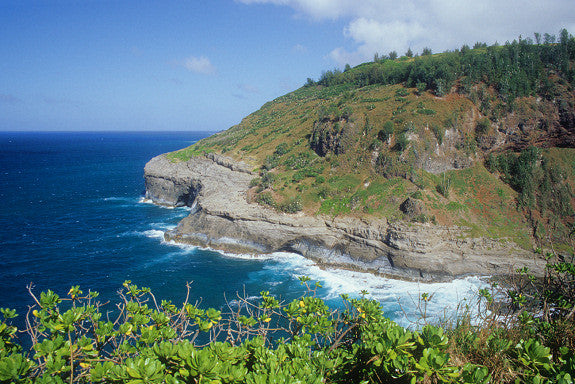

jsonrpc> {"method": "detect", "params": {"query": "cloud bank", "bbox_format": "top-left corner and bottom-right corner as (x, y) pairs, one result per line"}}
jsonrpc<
(238, 0), (575, 66)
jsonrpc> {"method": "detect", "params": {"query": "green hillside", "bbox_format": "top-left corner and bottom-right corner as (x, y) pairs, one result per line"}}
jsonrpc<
(169, 30), (575, 251)
(2, 31), (575, 384)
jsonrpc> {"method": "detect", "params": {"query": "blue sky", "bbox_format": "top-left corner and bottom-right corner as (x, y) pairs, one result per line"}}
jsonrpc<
(1, 0), (574, 132)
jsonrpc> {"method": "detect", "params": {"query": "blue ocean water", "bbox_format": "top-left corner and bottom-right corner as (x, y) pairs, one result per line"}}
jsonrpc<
(0, 131), (485, 328)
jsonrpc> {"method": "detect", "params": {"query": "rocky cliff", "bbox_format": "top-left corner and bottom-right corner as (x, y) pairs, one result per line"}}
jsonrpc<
(144, 153), (544, 281)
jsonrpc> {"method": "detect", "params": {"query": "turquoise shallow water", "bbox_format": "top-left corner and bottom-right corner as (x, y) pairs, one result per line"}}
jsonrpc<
(0, 131), (485, 329)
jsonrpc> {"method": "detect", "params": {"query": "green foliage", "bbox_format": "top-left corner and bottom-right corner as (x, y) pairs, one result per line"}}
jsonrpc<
(377, 121), (394, 142)
(375, 153), (411, 178)
(166, 145), (213, 163)
(278, 197), (303, 213)
(312, 30), (575, 106)
(256, 191), (275, 206)
(253, 171), (277, 192)
(416, 101), (436, 115)
(1, 264), (575, 384)
(432, 124), (444, 145)
(263, 154), (280, 171)
(411, 190), (424, 200)
(394, 131), (409, 152)
(436, 175), (452, 198)
(273, 143), (289, 156)
(415, 81), (427, 95)
(486, 147), (574, 240)
(475, 117), (491, 136)
(283, 152), (313, 170)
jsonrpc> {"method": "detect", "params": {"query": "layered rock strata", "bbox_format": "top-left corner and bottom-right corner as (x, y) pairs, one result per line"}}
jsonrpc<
(144, 153), (544, 281)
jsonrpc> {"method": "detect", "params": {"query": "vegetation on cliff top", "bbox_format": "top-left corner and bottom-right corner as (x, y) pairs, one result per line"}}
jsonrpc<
(168, 30), (575, 251)
(1, 252), (574, 383)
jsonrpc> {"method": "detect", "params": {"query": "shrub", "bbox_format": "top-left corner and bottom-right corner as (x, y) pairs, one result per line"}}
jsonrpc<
(284, 152), (313, 170)
(475, 117), (491, 136)
(411, 190), (424, 200)
(363, 115), (373, 135)
(279, 197), (303, 213)
(435, 78), (447, 96)
(263, 154), (280, 170)
(292, 170), (309, 183)
(436, 175), (451, 198)
(395, 87), (409, 97)
(378, 121), (394, 142)
(249, 177), (261, 188)
(484, 153), (497, 172)
(260, 171), (277, 189)
(2, 263), (574, 384)
(375, 153), (411, 178)
(256, 191), (275, 206)
(416, 82), (427, 95)
(432, 124), (444, 145)
(394, 131), (409, 152)
(444, 112), (461, 130)
(274, 143), (290, 156)
(317, 186), (330, 199)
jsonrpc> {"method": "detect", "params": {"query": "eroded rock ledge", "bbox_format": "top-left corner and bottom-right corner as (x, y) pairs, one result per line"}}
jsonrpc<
(144, 153), (544, 281)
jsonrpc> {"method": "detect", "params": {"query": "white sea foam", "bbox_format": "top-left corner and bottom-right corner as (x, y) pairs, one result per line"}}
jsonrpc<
(149, 223), (177, 231)
(142, 229), (166, 239)
(233, 251), (487, 327)
(145, 229), (488, 327)
(124, 229), (166, 240)
(138, 197), (192, 211)
(100, 196), (142, 207)
(161, 239), (275, 260)
(103, 196), (136, 202)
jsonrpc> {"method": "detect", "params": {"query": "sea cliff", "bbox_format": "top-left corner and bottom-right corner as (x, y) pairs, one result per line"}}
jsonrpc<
(144, 153), (544, 281)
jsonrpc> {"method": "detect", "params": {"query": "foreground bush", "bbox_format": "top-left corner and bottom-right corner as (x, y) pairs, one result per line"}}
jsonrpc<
(0, 257), (574, 383)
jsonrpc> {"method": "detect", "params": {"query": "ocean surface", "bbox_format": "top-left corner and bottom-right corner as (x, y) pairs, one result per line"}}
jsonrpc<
(0, 131), (486, 329)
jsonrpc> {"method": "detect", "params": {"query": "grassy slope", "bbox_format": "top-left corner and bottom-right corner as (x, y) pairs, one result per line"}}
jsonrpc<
(167, 53), (575, 251)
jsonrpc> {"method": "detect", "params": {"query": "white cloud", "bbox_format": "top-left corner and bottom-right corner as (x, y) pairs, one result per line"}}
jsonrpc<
(183, 56), (216, 75)
(239, 0), (575, 66)
(334, 18), (427, 63)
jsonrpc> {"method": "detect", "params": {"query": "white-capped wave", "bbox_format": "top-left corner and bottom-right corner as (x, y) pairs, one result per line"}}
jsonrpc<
(138, 197), (192, 212)
(123, 229), (167, 240)
(235, 251), (487, 327)
(103, 196), (137, 202)
(160, 239), (275, 260)
(141, 230), (488, 327)
(149, 223), (177, 231)
(217, 250), (274, 261)
(142, 229), (166, 239)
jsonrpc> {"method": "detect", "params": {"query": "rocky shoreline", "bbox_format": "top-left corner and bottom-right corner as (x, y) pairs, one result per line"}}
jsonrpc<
(144, 153), (545, 281)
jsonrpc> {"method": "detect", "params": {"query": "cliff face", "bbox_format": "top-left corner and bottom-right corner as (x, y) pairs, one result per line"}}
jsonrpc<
(144, 153), (544, 281)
